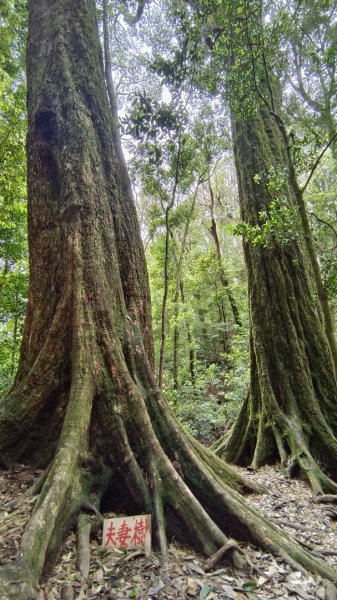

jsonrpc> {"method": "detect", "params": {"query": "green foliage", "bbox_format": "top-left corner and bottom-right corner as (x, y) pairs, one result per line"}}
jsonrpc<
(321, 258), (337, 298)
(233, 166), (300, 247)
(167, 363), (228, 442)
(234, 198), (300, 248)
(0, 0), (28, 393)
(273, 0), (337, 177)
(128, 92), (179, 140)
(0, 267), (27, 395)
(0, 0), (26, 78)
(145, 157), (249, 441)
(165, 323), (249, 443)
(222, 325), (249, 416)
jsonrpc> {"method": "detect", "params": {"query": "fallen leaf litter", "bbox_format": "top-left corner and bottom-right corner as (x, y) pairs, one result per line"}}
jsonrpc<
(1, 464), (337, 599)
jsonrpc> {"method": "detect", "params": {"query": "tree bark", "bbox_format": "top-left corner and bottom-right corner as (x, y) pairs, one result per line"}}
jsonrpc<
(170, 191), (198, 390)
(220, 98), (337, 494)
(180, 280), (196, 386)
(1, 1), (337, 597)
(296, 187), (337, 381)
(272, 107), (337, 382)
(0, 258), (9, 309)
(208, 179), (242, 327)
(173, 283), (180, 390)
(158, 202), (173, 390)
(158, 135), (182, 390)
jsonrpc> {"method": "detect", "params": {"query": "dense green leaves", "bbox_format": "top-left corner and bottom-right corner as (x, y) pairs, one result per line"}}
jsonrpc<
(0, 0), (28, 393)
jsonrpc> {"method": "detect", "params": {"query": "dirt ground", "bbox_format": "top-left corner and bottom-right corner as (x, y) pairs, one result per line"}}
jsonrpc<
(1, 464), (337, 599)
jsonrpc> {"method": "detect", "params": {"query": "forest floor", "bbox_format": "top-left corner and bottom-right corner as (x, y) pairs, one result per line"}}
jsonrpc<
(1, 464), (337, 600)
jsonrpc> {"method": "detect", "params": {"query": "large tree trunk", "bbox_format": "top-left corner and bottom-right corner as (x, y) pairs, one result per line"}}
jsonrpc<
(1, 1), (337, 597)
(219, 100), (337, 495)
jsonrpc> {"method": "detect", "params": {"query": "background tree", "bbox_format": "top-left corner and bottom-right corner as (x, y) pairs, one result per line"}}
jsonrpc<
(275, 0), (337, 359)
(127, 85), (244, 405)
(136, 0), (337, 488)
(195, 0), (337, 491)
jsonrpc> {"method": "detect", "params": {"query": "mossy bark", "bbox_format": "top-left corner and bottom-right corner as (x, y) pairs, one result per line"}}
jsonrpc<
(1, 1), (337, 597)
(219, 100), (337, 494)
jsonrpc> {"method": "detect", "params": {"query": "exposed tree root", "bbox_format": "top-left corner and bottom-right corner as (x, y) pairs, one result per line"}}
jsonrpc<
(313, 495), (337, 505)
(215, 375), (337, 495)
(204, 540), (243, 572)
(2, 325), (337, 597)
(1, 337), (337, 599)
(76, 514), (91, 578)
(150, 458), (168, 557)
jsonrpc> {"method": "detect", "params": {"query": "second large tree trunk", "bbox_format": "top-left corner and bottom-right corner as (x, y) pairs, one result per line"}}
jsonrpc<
(219, 101), (337, 494)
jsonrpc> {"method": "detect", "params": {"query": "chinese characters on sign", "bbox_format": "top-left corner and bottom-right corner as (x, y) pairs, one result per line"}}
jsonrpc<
(102, 515), (151, 552)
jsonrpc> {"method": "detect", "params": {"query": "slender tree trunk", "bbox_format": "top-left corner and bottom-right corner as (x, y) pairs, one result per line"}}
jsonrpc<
(173, 285), (180, 391)
(158, 166), (195, 389)
(1, 2), (337, 597)
(208, 180), (242, 327)
(180, 281), (195, 386)
(170, 190), (198, 391)
(11, 293), (19, 375)
(158, 137), (183, 390)
(216, 297), (230, 355)
(0, 258), (9, 308)
(158, 203), (173, 390)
